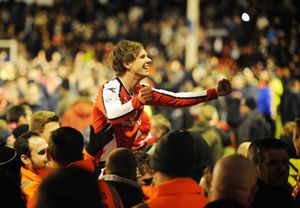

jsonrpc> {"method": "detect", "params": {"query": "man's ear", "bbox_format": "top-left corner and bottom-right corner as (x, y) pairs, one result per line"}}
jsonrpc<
(123, 61), (131, 69)
(46, 149), (52, 162)
(20, 154), (30, 166)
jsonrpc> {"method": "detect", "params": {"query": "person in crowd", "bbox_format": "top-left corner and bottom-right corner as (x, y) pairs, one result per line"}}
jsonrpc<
(0, 120), (10, 147)
(102, 148), (145, 208)
(281, 79), (300, 125)
(200, 163), (214, 197)
(55, 78), (78, 117)
(191, 104), (224, 163)
(256, 71), (275, 137)
(0, 146), (26, 208)
(236, 141), (252, 157)
(292, 114), (300, 157)
(225, 74), (243, 131)
(28, 110), (113, 161)
(237, 97), (271, 145)
(279, 120), (300, 189)
(291, 114), (300, 203)
(6, 104), (32, 132)
(92, 40), (232, 161)
(61, 97), (93, 134)
(281, 121), (297, 158)
(205, 155), (257, 208)
(247, 138), (295, 208)
(135, 151), (153, 186)
(29, 110), (60, 143)
(144, 114), (171, 156)
(36, 166), (103, 208)
(46, 126), (123, 208)
(14, 131), (49, 208)
(134, 130), (209, 208)
(0, 146), (22, 183)
(6, 124), (29, 148)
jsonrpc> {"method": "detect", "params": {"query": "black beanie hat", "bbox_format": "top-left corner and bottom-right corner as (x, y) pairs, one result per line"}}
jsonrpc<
(150, 130), (210, 178)
(0, 146), (17, 166)
(0, 146), (21, 183)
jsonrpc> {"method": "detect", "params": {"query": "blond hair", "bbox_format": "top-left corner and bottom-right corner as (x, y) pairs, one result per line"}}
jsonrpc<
(29, 111), (59, 135)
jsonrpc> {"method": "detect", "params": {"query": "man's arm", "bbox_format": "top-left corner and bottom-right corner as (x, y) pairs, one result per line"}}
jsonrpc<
(140, 79), (232, 107)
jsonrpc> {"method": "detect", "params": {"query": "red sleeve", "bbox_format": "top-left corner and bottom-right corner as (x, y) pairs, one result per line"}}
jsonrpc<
(149, 88), (218, 107)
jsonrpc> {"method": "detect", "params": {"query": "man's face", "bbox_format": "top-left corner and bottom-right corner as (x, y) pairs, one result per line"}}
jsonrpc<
(41, 121), (60, 143)
(258, 149), (289, 187)
(128, 48), (152, 79)
(28, 136), (48, 171)
(293, 126), (300, 156)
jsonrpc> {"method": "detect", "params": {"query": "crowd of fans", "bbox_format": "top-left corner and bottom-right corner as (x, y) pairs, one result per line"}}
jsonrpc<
(0, 0), (300, 208)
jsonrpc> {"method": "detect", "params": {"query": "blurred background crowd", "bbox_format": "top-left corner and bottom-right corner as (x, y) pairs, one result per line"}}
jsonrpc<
(1, 1), (300, 207)
(0, 0), (299, 151)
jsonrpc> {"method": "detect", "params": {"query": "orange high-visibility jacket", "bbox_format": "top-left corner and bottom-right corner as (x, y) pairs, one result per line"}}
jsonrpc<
(136, 178), (207, 208)
(20, 167), (42, 208)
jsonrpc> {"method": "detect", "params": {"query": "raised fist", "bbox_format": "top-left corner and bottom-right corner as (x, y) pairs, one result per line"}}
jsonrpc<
(216, 79), (232, 96)
(138, 86), (153, 104)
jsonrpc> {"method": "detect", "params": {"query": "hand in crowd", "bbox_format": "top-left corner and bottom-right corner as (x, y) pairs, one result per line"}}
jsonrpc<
(138, 86), (153, 104)
(86, 123), (114, 156)
(216, 79), (232, 96)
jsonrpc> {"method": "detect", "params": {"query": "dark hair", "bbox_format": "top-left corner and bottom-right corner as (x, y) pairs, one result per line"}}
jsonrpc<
(14, 131), (40, 159)
(6, 105), (26, 123)
(247, 138), (287, 165)
(36, 167), (103, 208)
(135, 151), (151, 176)
(244, 97), (257, 110)
(106, 148), (137, 180)
(12, 124), (29, 139)
(48, 127), (84, 166)
(60, 78), (70, 90)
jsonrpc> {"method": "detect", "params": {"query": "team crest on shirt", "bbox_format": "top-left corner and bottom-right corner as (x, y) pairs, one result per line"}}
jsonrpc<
(103, 89), (118, 104)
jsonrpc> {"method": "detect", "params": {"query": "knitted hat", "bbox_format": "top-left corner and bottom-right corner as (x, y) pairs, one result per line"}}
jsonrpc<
(0, 146), (22, 184)
(151, 130), (210, 178)
(0, 146), (17, 166)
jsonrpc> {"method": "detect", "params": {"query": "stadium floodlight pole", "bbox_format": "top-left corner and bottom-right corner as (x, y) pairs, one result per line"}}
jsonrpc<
(185, 0), (200, 71)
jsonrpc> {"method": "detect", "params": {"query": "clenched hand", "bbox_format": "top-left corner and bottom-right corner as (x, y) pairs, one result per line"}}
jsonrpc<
(216, 79), (232, 96)
(138, 86), (153, 104)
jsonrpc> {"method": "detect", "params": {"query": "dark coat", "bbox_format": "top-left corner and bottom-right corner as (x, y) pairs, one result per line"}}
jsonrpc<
(103, 174), (144, 208)
(250, 179), (296, 208)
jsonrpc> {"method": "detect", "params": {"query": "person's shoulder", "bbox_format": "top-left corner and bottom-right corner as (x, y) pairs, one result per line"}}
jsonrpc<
(103, 78), (121, 91)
